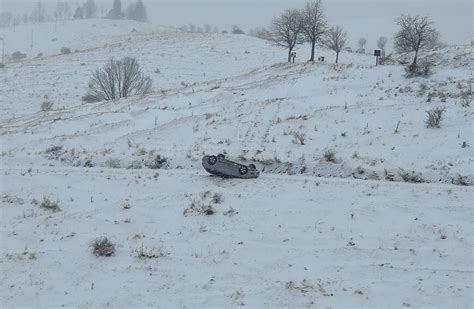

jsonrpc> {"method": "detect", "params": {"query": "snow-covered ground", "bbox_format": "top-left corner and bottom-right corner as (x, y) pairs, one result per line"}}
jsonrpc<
(1, 20), (473, 308)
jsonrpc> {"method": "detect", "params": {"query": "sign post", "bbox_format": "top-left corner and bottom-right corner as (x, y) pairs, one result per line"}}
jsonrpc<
(374, 49), (381, 66)
(0, 37), (5, 65)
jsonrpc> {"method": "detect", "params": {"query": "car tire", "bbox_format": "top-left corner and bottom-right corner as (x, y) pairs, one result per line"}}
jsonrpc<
(208, 156), (217, 165)
(239, 166), (248, 175)
(217, 154), (225, 160)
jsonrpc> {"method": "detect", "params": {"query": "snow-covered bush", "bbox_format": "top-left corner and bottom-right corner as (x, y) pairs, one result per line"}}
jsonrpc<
(91, 237), (115, 257)
(398, 169), (425, 183)
(459, 84), (472, 107)
(144, 154), (168, 169)
(127, 160), (143, 169)
(425, 107), (446, 128)
(40, 196), (61, 212)
(41, 95), (53, 111)
(323, 148), (337, 162)
(60, 47), (71, 54)
(452, 174), (469, 186)
(11, 51), (27, 60)
(405, 58), (435, 78)
(105, 158), (121, 168)
(83, 57), (152, 103)
(184, 201), (215, 216)
(134, 244), (168, 260)
(183, 191), (223, 216)
(291, 131), (306, 145)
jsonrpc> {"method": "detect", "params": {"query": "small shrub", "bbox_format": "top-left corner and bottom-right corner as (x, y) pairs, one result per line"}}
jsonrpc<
(105, 158), (121, 168)
(134, 244), (168, 259)
(452, 174), (469, 186)
(291, 131), (305, 145)
(184, 201), (215, 216)
(127, 160), (143, 169)
(44, 145), (63, 160)
(460, 94), (472, 107)
(399, 169), (425, 183)
(2, 193), (25, 205)
(223, 207), (238, 216)
(121, 199), (131, 209)
(212, 193), (223, 204)
(425, 107), (446, 128)
(11, 51), (27, 60)
(41, 95), (53, 112)
(60, 47), (71, 54)
(91, 237), (115, 257)
(83, 159), (94, 168)
(323, 149), (337, 162)
(144, 155), (168, 169)
(46, 145), (63, 153)
(183, 191), (223, 216)
(40, 196), (61, 212)
(41, 101), (53, 111)
(459, 84), (472, 107)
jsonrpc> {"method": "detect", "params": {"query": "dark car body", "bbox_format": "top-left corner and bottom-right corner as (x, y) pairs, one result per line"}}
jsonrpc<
(202, 154), (259, 179)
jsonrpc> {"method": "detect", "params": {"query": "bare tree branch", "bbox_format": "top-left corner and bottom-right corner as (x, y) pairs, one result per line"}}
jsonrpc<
(377, 36), (388, 50)
(323, 25), (347, 63)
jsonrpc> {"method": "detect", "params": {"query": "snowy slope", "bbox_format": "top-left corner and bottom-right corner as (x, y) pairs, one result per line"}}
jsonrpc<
(1, 20), (473, 308)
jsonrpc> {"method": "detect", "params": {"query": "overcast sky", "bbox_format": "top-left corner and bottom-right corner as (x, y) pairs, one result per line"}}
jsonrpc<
(1, 0), (472, 48)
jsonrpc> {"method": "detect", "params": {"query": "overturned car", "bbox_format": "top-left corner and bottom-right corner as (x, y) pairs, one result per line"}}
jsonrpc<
(202, 154), (260, 179)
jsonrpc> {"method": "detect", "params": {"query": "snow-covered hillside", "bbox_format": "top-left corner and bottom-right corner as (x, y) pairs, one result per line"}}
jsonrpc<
(1, 20), (473, 308)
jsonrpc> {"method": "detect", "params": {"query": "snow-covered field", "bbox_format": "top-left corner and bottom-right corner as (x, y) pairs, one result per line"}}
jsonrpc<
(1, 20), (473, 308)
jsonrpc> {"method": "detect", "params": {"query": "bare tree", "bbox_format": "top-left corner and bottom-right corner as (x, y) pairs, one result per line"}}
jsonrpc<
(300, 0), (327, 62)
(125, 0), (147, 22)
(271, 9), (303, 63)
(134, 0), (147, 22)
(377, 36), (388, 50)
(84, 0), (98, 19)
(30, 1), (48, 23)
(0, 11), (13, 28)
(324, 25), (347, 63)
(358, 37), (367, 52)
(394, 14), (439, 66)
(249, 27), (272, 41)
(231, 25), (245, 34)
(106, 0), (123, 19)
(73, 6), (84, 19)
(83, 57), (152, 103)
(54, 1), (66, 21)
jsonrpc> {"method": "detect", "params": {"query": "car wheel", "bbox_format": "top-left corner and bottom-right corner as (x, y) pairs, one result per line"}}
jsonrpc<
(217, 154), (225, 160)
(239, 166), (248, 175)
(208, 156), (217, 165)
(249, 164), (256, 169)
